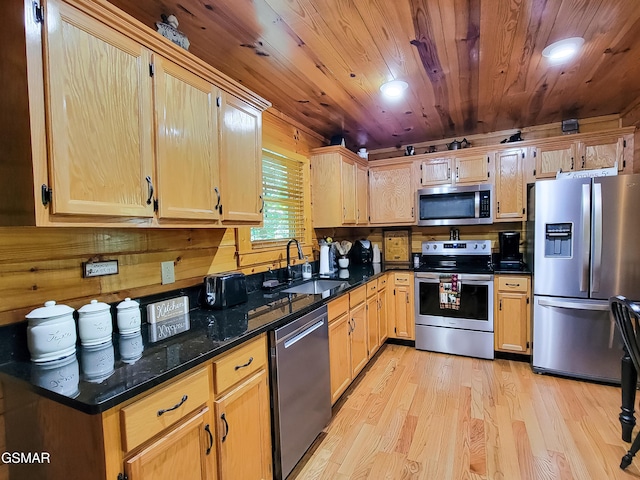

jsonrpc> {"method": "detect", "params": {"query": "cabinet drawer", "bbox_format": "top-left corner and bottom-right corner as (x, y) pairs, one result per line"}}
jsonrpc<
(394, 273), (412, 285)
(377, 275), (388, 290)
(366, 281), (378, 297)
(120, 367), (210, 452)
(349, 285), (366, 307)
(213, 335), (267, 395)
(497, 276), (528, 292)
(328, 294), (349, 322)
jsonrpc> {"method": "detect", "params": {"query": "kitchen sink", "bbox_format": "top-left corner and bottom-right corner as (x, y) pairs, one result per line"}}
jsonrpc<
(281, 279), (347, 295)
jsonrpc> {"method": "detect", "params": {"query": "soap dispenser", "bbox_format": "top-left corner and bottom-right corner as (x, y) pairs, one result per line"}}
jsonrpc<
(302, 257), (312, 279)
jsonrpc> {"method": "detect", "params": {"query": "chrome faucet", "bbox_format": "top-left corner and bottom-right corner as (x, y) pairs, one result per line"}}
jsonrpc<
(286, 238), (304, 282)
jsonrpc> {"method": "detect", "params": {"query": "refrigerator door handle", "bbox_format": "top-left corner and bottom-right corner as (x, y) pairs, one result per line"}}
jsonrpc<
(592, 183), (603, 293)
(538, 298), (610, 311)
(580, 184), (591, 292)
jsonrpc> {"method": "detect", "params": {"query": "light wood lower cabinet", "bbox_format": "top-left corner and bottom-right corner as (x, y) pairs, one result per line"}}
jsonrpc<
(328, 278), (391, 405)
(214, 370), (272, 480)
(125, 407), (215, 480)
(328, 310), (352, 404)
(350, 295), (369, 378)
(389, 273), (415, 340)
(366, 294), (380, 358)
(494, 275), (531, 354)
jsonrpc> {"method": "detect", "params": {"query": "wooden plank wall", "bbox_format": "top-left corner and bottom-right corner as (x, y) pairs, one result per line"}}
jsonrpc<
(316, 223), (527, 259)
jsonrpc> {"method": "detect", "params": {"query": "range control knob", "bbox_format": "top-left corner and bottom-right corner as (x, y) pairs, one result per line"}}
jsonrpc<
(482, 244), (487, 249)
(425, 245), (430, 250)
(474, 244), (478, 249)
(433, 245), (437, 250)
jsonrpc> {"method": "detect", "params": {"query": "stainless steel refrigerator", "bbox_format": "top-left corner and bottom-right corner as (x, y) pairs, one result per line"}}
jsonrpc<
(530, 174), (640, 383)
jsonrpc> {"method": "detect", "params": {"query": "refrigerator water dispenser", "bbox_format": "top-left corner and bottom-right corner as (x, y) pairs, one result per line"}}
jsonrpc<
(544, 223), (572, 257)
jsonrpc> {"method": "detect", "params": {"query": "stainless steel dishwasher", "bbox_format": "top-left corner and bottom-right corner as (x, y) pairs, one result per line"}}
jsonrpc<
(270, 304), (331, 479)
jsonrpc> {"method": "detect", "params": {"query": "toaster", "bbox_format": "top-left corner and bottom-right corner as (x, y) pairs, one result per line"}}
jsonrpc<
(203, 272), (247, 309)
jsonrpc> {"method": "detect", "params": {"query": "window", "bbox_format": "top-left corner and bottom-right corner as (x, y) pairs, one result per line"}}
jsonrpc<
(250, 149), (305, 247)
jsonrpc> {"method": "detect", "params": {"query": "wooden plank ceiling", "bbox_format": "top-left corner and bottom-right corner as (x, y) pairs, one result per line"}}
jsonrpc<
(108, 0), (640, 151)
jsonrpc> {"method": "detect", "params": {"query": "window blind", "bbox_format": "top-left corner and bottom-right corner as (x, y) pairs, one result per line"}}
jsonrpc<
(251, 150), (305, 248)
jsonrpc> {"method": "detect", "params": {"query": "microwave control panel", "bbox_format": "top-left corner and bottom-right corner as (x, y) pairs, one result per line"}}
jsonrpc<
(479, 191), (491, 218)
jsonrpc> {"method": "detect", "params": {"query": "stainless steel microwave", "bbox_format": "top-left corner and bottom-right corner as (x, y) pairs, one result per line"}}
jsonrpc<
(417, 184), (493, 226)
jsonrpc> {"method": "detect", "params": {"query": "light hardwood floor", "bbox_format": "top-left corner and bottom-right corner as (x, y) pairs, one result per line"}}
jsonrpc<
(291, 344), (638, 480)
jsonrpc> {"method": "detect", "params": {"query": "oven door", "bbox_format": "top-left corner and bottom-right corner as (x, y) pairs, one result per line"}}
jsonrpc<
(414, 272), (494, 332)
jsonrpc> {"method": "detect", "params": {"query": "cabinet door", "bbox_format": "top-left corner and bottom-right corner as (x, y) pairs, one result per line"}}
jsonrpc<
(154, 56), (220, 222)
(579, 135), (624, 171)
(495, 292), (530, 353)
(310, 153), (343, 227)
(366, 295), (380, 358)
(214, 370), (272, 480)
(328, 313), (351, 405)
(378, 287), (388, 343)
(393, 284), (414, 340)
(368, 163), (415, 224)
(350, 302), (368, 377)
(45, 1), (154, 218)
(341, 159), (357, 224)
(495, 148), (526, 221)
(420, 158), (452, 185)
(125, 407), (215, 480)
(356, 163), (368, 224)
(219, 94), (263, 223)
(454, 154), (489, 184)
(534, 142), (575, 178)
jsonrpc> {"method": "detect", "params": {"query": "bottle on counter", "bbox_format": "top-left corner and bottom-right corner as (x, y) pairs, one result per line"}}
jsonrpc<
(302, 257), (312, 279)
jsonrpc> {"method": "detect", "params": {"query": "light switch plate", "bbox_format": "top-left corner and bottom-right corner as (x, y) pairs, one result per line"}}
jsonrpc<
(161, 261), (175, 284)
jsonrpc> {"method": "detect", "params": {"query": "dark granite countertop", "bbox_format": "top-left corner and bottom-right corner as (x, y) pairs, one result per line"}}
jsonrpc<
(0, 264), (388, 414)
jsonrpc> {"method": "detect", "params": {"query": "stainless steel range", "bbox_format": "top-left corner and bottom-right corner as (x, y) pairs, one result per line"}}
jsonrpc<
(414, 240), (494, 359)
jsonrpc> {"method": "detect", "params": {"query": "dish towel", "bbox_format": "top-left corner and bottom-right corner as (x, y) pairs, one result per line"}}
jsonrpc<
(439, 274), (461, 310)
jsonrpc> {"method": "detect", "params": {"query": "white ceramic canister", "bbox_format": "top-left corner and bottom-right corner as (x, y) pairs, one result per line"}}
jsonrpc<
(77, 299), (113, 346)
(116, 297), (141, 334)
(26, 301), (77, 363)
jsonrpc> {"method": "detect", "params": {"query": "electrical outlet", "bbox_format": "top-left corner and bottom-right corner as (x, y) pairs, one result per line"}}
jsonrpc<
(161, 261), (175, 284)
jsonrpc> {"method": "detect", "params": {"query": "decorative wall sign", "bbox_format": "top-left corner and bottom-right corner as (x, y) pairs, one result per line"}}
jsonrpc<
(383, 229), (411, 266)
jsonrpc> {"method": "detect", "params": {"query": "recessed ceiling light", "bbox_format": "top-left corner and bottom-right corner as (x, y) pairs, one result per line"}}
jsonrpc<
(380, 80), (408, 99)
(542, 37), (585, 62)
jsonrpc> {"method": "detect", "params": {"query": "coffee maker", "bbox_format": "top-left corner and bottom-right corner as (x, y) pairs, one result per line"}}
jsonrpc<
(498, 231), (523, 270)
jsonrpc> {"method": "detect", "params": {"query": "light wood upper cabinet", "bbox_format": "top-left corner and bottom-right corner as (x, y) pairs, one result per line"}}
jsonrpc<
(494, 147), (526, 221)
(2, 0), (269, 228)
(579, 133), (625, 171)
(46, 0), (155, 219)
(533, 131), (629, 178)
(534, 142), (577, 178)
(356, 163), (368, 225)
(154, 56), (221, 223)
(454, 153), (489, 184)
(219, 94), (263, 224)
(420, 157), (452, 186)
(420, 153), (489, 186)
(341, 158), (357, 224)
(310, 146), (367, 227)
(125, 407), (215, 480)
(368, 162), (416, 224)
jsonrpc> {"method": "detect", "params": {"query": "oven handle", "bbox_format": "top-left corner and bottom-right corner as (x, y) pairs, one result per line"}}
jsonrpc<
(415, 273), (493, 282)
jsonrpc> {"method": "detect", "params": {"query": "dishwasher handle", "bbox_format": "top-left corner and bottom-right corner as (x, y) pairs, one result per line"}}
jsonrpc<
(284, 319), (325, 349)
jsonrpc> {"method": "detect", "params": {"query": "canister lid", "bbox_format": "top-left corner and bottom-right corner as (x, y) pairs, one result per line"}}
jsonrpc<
(78, 299), (110, 313)
(116, 297), (139, 310)
(26, 300), (74, 320)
